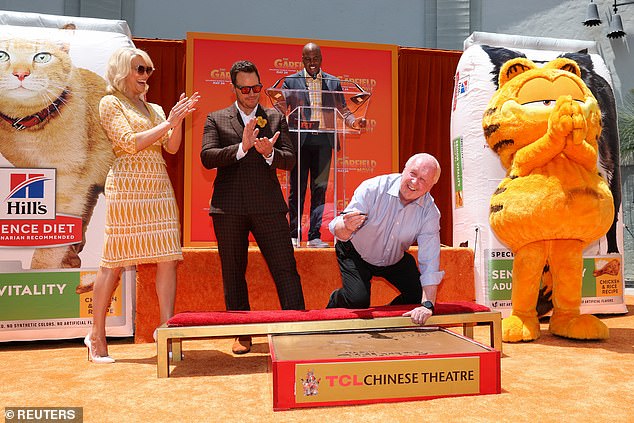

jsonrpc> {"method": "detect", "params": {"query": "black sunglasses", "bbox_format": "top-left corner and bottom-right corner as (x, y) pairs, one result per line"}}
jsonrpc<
(235, 84), (263, 94)
(134, 65), (155, 76)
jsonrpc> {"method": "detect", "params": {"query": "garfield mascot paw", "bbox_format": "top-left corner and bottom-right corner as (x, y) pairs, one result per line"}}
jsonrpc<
(483, 57), (613, 342)
(502, 313), (540, 342)
(549, 312), (609, 340)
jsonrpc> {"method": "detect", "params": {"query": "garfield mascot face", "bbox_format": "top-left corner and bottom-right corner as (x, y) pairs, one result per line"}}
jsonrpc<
(482, 57), (613, 342)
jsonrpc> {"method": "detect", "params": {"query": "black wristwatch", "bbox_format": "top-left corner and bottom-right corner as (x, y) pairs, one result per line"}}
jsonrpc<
(421, 300), (435, 313)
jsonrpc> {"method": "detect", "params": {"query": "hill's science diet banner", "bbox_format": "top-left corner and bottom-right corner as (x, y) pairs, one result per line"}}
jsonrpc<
(450, 32), (627, 316)
(184, 33), (398, 246)
(0, 20), (135, 341)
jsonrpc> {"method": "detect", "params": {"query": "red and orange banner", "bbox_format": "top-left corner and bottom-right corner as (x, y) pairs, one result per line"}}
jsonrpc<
(184, 33), (398, 246)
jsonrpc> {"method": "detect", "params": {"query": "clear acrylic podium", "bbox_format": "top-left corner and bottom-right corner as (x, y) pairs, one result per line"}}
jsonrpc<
(266, 77), (371, 247)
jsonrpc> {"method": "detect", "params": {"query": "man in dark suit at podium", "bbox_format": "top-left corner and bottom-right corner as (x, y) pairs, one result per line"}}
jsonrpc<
(201, 60), (305, 354)
(283, 42), (366, 248)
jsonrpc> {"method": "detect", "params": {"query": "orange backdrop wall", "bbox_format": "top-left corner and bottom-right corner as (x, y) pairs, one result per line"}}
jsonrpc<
(133, 38), (460, 246)
(183, 33), (398, 247)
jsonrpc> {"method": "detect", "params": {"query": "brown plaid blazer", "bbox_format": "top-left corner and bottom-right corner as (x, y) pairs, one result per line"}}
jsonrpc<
(201, 104), (296, 215)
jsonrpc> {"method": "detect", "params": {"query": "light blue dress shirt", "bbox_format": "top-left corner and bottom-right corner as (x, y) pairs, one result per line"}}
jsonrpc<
(329, 173), (445, 287)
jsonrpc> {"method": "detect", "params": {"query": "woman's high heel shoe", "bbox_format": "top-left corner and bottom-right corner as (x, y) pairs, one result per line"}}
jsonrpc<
(84, 334), (115, 364)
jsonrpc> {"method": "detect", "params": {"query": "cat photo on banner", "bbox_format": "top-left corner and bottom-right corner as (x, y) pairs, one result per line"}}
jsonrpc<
(0, 26), (132, 273)
(0, 21), (138, 343)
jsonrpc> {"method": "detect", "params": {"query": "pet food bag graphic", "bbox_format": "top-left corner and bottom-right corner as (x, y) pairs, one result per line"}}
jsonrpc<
(0, 20), (136, 341)
(450, 32), (627, 316)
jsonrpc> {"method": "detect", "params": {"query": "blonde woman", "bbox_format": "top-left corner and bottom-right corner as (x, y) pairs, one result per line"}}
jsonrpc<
(85, 47), (199, 363)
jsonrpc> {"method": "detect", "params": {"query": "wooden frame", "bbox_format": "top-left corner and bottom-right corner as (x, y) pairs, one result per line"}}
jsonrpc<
(156, 311), (502, 378)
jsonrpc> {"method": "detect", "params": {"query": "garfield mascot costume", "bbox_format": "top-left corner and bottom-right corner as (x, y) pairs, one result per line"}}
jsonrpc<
(483, 57), (613, 342)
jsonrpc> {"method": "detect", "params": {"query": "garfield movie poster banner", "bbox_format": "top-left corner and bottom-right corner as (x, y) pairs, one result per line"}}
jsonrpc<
(184, 33), (398, 246)
(0, 21), (135, 341)
(450, 32), (626, 317)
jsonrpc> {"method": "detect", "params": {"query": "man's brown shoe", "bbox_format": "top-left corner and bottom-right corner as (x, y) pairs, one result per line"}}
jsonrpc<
(232, 336), (252, 354)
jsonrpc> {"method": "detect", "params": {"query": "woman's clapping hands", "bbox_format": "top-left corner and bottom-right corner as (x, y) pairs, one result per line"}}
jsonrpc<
(166, 92), (200, 128)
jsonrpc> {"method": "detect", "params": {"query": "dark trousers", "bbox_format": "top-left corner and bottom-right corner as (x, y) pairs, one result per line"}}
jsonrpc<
(212, 213), (305, 311)
(288, 134), (332, 240)
(326, 240), (422, 309)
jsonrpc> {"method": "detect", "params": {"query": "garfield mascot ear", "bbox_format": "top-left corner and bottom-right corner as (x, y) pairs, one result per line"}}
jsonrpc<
(545, 57), (581, 77)
(498, 58), (536, 88)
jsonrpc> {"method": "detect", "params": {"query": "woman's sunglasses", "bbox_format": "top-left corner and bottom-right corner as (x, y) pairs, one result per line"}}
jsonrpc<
(134, 65), (155, 76)
(235, 84), (263, 94)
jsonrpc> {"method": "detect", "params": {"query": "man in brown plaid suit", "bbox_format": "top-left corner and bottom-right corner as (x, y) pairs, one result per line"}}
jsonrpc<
(201, 60), (305, 354)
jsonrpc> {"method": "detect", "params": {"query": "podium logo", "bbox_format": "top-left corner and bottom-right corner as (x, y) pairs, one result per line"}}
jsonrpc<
(0, 168), (56, 220)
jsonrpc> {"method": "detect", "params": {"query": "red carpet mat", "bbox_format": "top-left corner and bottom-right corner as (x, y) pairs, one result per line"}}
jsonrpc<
(167, 302), (490, 327)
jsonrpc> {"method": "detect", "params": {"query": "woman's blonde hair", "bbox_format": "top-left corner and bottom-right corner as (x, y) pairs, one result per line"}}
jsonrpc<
(105, 47), (153, 97)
